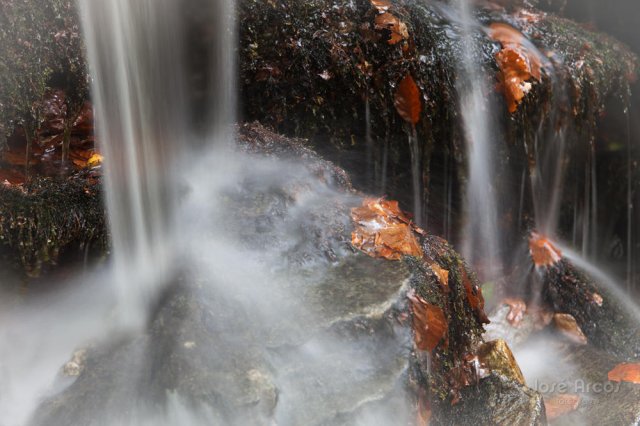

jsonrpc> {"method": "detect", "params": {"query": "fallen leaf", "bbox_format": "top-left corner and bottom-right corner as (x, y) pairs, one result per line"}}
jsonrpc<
(502, 297), (526, 327)
(462, 269), (490, 324)
(416, 390), (432, 426)
(529, 232), (562, 267)
(430, 263), (449, 289)
(374, 12), (408, 45)
(408, 290), (448, 352)
(590, 292), (603, 306)
(370, 0), (392, 12)
(489, 23), (542, 113)
(394, 74), (422, 125)
(477, 339), (526, 385)
(87, 153), (103, 168)
(608, 363), (640, 384)
(351, 197), (423, 260)
(544, 394), (581, 420)
(553, 313), (587, 345)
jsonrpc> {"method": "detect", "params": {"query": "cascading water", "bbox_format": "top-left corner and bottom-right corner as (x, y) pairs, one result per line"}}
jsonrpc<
(78, 0), (189, 325)
(454, 0), (502, 281)
(0, 1), (414, 424)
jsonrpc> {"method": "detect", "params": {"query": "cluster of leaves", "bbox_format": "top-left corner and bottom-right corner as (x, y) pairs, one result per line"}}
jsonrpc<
(351, 197), (424, 260)
(0, 0), (88, 158)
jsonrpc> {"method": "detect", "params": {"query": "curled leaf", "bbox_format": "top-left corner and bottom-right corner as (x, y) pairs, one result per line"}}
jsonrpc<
(553, 313), (587, 345)
(351, 197), (423, 260)
(462, 269), (490, 324)
(394, 74), (422, 125)
(502, 297), (526, 327)
(408, 290), (448, 352)
(608, 363), (640, 384)
(374, 12), (408, 45)
(370, 0), (392, 12)
(529, 232), (562, 267)
(489, 23), (543, 113)
(430, 263), (449, 289)
(544, 394), (581, 420)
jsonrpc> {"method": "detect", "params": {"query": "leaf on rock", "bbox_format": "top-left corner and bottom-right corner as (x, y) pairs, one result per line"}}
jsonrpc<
(544, 394), (581, 420)
(553, 313), (587, 345)
(489, 23), (543, 113)
(462, 269), (490, 324)
(430, 263), (449, 289)
(502, 297), (526, 327)
(351, 197), (424, 260)
(416, 390), (432, 426)
(608, 363), (640, 384)
(374, 12), (408, 45)
(370, 0), (392, 12)
(394, 74), (422, 125)
(528, 232), (562, 267)
(408, 290), (448, 352)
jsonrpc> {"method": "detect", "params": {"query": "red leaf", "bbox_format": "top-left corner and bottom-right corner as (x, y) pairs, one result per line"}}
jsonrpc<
(374, 12), (408, 45)
(408, 290), (448, 352)
(544, 394), (581, 420)
(529, 232), (562, 267)
(462, 269), (490, 324)
(394, 74), (422, 125)
(608, 363), (640, 384)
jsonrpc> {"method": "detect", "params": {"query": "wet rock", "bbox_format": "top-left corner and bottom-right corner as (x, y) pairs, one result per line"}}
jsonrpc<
(446, 374), (547, 426)
(478, 339), (527, 385)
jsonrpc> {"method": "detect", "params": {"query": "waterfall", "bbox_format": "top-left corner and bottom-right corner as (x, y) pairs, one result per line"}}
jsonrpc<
(454, 0), (502, 281)
(78, 0), (235, 325)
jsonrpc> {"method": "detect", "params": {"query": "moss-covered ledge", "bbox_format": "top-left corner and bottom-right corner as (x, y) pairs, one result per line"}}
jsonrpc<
(0, 174), (107, 277)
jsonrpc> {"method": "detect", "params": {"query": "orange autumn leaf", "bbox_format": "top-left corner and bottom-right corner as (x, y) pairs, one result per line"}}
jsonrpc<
(529, 232), (562, 267)
(394, 74), (422, 125)
(408, 290), (448, 352)
(416, 391), (432, 426)
(544, 394), (581, 420)
(502, 297), (527, 327)
(608, 363), (640, 384)
(553, 313), (587, 345)
(462, 269), (490, 324)
(351, 197), (423, 260)
(370, 0), (392, 12)
(430, 263), (449, 289)
(489, 23), (542, 113)
(374, 12), (408, 45)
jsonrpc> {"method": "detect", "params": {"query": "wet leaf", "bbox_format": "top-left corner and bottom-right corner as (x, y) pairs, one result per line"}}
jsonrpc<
(489, 23), (542, 113)
(416, 390), (432, 426)
(553, 313), (587, 345)
(351, 197), (423, 260)
(374, 12), (408, 45)
(477, 339), (526, 385)
(608, 363), (640, 384)
(408, 290), (448, 352)
(544, 394), (581, 420)
(529, 232), (562, 267)
(87, 153), (103, 168)
(370, 0), (392, 12)
(430, 263), (449, 289)
(502, 297), (526, 327)
(462, 269), (490, 324)
(394, 74), (422, 125)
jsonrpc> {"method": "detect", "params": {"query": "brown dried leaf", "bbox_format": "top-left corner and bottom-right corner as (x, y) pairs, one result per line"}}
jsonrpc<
(351, 197), (423, 260)
(502, 297), (526, 327)
(489, 23), (542, 113)
(529, 232), (562, 267)
(408, 291), (448, 352)
(374, 12), (408, 45)
(544, 394), (581, 420)
(462, 269), (490, 324)
(370, 0), (392, 12)
(608, 363), (640, 384)
(553, 313), (587, 345)
(394, 74), (422, 125)
(430, 263), (449, 289)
